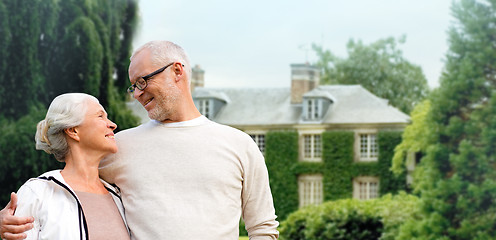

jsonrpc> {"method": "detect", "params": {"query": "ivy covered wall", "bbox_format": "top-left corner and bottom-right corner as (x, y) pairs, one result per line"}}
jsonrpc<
(265, 130), (299, 221)
(265, 129), (405, 221)
(322, 131), (355, 200)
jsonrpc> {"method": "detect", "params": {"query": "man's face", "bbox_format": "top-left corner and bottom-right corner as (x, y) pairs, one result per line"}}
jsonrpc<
(128, 50), (181, 122)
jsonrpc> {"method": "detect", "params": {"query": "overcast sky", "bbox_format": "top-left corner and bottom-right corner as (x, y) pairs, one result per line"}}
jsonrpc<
(132, 0), (454, 89)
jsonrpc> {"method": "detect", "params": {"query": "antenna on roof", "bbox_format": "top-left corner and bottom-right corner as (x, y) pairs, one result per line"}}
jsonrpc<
(298, 44), (309, 63)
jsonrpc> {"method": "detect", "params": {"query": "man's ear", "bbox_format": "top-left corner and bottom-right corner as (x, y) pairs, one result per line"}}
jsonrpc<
(64, 127), (80, 142)
(173, 62), (184, 81)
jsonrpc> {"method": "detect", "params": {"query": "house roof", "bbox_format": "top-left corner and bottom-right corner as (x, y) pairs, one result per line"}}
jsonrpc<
(192, 85), (410, 126)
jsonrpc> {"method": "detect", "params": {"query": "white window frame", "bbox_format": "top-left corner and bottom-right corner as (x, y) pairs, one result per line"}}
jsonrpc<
(306, 98), (321, 120)
(300, 131), (323, 162)
(249, 133), (266, 154)
(353, 176), (379, 200)
(354, 130), (378, 162)
(298, 174), (323, 208)
(406, 151), (416, 186)
(198, 99), (211, 118)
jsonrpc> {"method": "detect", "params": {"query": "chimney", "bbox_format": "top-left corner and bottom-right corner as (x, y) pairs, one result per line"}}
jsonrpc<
(290, 63), (320, 103)
(191, 64), (205, 92)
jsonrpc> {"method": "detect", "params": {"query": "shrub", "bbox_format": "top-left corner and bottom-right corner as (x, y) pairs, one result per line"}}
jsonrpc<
(279, 192), (420, 240)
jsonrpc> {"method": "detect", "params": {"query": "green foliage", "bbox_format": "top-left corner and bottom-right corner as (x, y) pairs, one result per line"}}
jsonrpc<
(0, 0), (45, 118)
(239, 218), (248, 236)
(59, 16), (103, 96)
(265, 130), (299, 221)
(112, 0), (139, 93)
(0, 0), (140, 123)
(398, 0), (496, 238)
(313, 37), (429, 113)
(0, 106), (64, 205)
(0, 0), (139, 119)
(279, 192), (420, 240)
(322, 131), (404, 200)
(0, 0), (10, 94)
(322, 131), (354, 200)
(392, 100), (433, 175)
(377, 131), (406, 195)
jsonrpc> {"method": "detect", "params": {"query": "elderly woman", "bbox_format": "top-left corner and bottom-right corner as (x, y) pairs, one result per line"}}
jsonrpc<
(13, 93), (130, 240)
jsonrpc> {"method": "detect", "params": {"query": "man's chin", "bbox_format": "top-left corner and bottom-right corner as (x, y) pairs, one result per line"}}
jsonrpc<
(148, 110), (165, 121)
(148, 113), (160, 121)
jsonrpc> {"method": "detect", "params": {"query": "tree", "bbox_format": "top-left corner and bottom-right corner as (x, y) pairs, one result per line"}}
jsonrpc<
(0, 0), (46, 118)
(313, 37), (429, 113)
(397, 0), (496, 238)
(391, 99), (434, 177)
(0, 0), (11, 99)
(0, 0), (139, 120)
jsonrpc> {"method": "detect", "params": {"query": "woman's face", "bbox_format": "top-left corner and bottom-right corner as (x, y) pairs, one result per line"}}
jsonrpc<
(76, 100), (118, 156)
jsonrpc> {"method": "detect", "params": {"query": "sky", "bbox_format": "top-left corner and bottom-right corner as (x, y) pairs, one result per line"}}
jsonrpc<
(132, 0), (454, 89)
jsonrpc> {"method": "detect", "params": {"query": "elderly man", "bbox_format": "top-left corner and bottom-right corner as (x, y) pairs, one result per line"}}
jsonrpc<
(0, 40), (279, 240)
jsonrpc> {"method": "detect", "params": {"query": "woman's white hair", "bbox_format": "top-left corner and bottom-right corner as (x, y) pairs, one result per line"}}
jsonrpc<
(35, 93), (99, 162)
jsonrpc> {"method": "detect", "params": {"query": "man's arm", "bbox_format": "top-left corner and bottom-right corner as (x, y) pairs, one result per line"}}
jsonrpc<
(0, 193), (34, 240)
(241, 142), (279, 240)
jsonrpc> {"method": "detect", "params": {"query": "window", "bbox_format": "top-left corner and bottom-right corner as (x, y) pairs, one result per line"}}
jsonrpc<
(353, 177), (379, 200)
(359, 133), (378, 161)
(198, 99), (210, 118)
(298, 174), (323, 208)
(303, 134), (321, 161)
(406, 151), (421, 186)
(306, 98), (320, 120)
(250, 134), (265, 154)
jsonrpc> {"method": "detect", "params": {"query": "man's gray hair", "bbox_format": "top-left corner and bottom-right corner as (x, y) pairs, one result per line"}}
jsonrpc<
(35, 93), (99, 162)
(131, 40), (192, 82)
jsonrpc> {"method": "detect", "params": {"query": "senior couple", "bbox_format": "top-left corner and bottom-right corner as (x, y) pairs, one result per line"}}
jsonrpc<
(0, 41), (279, 240)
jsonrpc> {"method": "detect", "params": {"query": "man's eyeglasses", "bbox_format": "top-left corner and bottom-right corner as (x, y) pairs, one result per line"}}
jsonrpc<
(127, 62), (180, 93)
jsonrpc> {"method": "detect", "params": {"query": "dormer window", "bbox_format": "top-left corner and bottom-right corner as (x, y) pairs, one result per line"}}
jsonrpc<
(192, 89), (229, 120)
(301, 88), (334, 122)
(198, 99), (211, 118)
(306, 98), (320, 120)
(303, 97), (329, 121)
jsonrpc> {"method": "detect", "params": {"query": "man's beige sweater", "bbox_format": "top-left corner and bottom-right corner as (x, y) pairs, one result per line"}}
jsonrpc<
(100, 116), (279, 240)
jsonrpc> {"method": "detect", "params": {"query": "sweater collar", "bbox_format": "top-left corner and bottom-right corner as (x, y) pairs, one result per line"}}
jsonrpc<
(151, 115), (209, 127)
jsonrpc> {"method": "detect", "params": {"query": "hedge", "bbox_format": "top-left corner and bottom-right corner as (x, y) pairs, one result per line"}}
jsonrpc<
(279, 192), (420, 240)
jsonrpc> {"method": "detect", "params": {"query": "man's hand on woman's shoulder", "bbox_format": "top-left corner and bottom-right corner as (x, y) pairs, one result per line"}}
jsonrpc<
(0, 193), (34, 240)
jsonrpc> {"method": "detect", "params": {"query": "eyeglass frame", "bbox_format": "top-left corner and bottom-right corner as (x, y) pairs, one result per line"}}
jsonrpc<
(127, 62), (183, 93)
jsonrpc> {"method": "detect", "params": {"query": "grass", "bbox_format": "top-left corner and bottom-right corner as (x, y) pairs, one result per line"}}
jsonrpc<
(239, 237), (249, 240)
